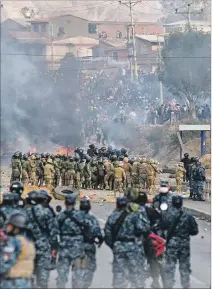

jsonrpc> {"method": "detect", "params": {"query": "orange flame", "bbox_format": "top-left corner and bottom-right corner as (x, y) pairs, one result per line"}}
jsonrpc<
(53, 146), (75, 156)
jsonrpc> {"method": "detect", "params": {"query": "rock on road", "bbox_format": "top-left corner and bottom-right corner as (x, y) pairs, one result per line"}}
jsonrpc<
(49, 202), (211, 288)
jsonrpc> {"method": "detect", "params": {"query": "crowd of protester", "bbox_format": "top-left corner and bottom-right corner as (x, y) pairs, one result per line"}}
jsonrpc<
(76, 71), (211, 134)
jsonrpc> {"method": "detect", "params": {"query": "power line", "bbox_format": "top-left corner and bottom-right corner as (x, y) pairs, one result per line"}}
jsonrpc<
(1, 53), (210, 58)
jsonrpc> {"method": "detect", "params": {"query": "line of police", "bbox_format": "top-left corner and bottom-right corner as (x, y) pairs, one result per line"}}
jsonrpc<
(11, 146), (162, 196)
(0, 180), (198, 289)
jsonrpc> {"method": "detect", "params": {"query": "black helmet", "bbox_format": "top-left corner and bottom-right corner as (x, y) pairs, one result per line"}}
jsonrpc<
(193, 157), (199, 163)
(184, 153), (189, 158)
(63, 156), (68, 161)
(111, 154), (117, 161)
(41, 153), (45, 158)
(108, 146), (113, 151)
(121, 148), (127, 154)
(80, 197), (91, 211)
(65, 193), (76, 205)
(38, 190), (52, 201)
(116, 196), (128, 208)
(69, 156), (74, 161)
(3, 192), (15, 202)
(7, 212), (27, 229)
(27, 190), (38, 200)
(89, 144), (95, 149)
(135, 191), (148, 205)
(35, 190), (49, 200)
(14, 152), (20, 158)
(119, 155), (124, 161)
(23, 153), (28, 159)
(172, 195), (183, 209)
(10, 181), (24, 195)
(101, 147), (106, 151)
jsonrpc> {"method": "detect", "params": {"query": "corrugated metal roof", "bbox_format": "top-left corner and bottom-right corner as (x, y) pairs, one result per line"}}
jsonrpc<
(99, 38), (127, 47)
(136, 34), (164, 43)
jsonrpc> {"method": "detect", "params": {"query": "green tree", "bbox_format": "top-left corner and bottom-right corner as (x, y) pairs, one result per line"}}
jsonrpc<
(158, 28), (211, 118)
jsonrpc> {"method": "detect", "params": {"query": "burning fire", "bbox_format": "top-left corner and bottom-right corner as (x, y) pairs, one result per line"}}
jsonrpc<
(53, 146), (75, 156)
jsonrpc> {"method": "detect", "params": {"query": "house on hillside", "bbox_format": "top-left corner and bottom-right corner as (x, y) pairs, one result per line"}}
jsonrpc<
(92, 38), (128, 61)
(163, 20), (211, 33)
(46, 36), (99, 70)
(1, 18), (29, 38)
(27, 14), (96, 39)
(95, 21), (164, 39)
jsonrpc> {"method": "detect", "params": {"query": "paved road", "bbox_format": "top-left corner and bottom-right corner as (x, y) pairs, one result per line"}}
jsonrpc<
(49, 202), (211, 288)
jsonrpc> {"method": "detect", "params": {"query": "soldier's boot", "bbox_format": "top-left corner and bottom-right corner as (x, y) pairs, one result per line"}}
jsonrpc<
(105, 183), (110, 190)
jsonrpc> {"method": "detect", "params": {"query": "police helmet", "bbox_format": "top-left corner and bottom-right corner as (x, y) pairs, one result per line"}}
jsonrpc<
(69, 156), (74, 161)
(119, 155), (124, 161)
(116, 196), (128, 208)
(193, 157), (199, 163)
(27, 190), (38, 200)
(63, 156), (68, 161)
(65, 194), (76, 205)
(3, 192), (15, 202)
(35, 190), (49, 200)
(14, 152), (20, 158)
(39, 190), (52, 201)
(89, 144), (95, 149)
(108, 146), (113, 152)
(7, 212), (27, 229)
(23, 153), (28, 159)
(111, 154), (117, 161)
(80, 196), (91, 211)
(121, 148), (127, 154)
(10, 181), (24, 195)
(135, 191), (148, 206)
(184, 153), (189, 158)
(172, 195), (183, 209)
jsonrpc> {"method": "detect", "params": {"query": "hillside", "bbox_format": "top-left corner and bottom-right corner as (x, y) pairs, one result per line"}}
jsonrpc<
(1, 0), (163, 23)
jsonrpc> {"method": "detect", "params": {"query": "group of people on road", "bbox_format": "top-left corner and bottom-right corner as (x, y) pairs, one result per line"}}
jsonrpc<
(10, 146), (161, 197)
(0, 180), (199, 289)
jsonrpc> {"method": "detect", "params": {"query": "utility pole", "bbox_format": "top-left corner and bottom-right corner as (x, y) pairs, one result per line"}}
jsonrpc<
(119, 0), (140, 80)
(175, 4), (204, 28)
(157, 34), (164, 105)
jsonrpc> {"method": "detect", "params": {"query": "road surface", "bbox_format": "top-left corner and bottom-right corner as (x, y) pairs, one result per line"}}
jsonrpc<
(49, 202), (211, 288)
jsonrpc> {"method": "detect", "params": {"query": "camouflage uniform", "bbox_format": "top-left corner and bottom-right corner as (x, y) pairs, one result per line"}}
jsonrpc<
(36, 156), (44, 187)
(104, 207), (149, 288)
(104, 160), (114, 190)
(161, 207), (198, 288)
(146, 159), (155, 195)
(54, 156), (61, 187)
(0, 234), (36, 289)
(188, 162), (196, 198)
(65, 159), (76, 186)
(97, 162), (105, 190)
(176, 163), (186, 193)
(60, 156), (67, 186)
(21, 156), (29, 186)
(28, 155), (37, 186)
(84, 162), (92, 189)
(11, 156), (22, 182)
(44, 159), (55, 193)
(90, 161), (98, 189)
(138, 158), (148, 189)
(191, 163), (205, 200)
(25, 203), (58, 288)
(122, 158), (132, 189)
(131, 158), (140, 188)
(114, 164), (126, 197)
(80, 211), (103, 288)
(152, 192), (173, 211)
(56, 208), (86, 288)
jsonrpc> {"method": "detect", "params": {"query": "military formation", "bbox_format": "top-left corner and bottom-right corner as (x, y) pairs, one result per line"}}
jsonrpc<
(0, 180), (199, 289)
(10, 146), (161, 197)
